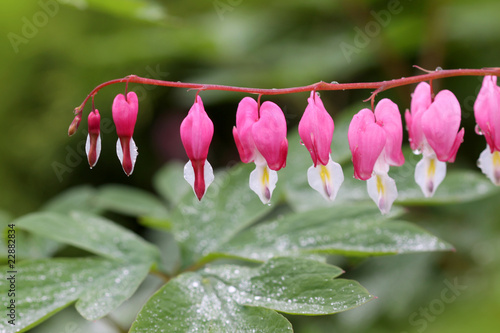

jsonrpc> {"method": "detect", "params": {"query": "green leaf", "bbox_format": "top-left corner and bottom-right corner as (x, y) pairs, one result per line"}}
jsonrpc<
(42, 186), (102, 215)
(130, 258), (372, 332)
(153, 161), (191, 206)
(166, 164), (274, 267)
(130, 272), (293, 333)
(203, 257), (373, 315)
(95, 184), (168, 218)
(15, 212), (159, 262)
(0, 258), (151, 333)
(216, 205), (453, 261)
(62, 0), (168, 23)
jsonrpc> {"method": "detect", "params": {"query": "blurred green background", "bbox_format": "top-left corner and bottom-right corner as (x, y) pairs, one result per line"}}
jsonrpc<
(1, 0), (499, 332)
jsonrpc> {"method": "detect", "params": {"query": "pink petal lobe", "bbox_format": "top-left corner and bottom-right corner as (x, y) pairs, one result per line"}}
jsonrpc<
(422, 90), (463, 162)
(446, 128), (465, 163)
(374, 99), (404, 166)
(252, 101), (288, 171)
(180, 95), (214, 162)
(348, 109), (386, 180)
(298, 91), (334, 166)
(233, 97), (259, 163)
(408, 82), (432, 150)
(474, 76), (500, 151)
(112, 92), (138, 138)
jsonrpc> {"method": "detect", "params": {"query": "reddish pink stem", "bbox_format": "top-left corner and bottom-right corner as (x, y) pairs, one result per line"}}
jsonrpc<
(70, 67), (500, 136)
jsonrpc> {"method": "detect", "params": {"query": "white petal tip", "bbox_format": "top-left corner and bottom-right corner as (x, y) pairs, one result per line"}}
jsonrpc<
(86, 134), (101, 169)
(367, 173), (398, 215)
(116, 138), (138, 176)
(307, 156), (344, 202)
(249, 164), (278, 204)
(184, 160), (214, 199)
(415, 155), (446, 197)
(478, 146), (500, 186)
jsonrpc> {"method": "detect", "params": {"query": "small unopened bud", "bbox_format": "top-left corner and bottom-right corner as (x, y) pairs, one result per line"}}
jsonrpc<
(68, 113), (82, 136)
(86, 110), (101, 168)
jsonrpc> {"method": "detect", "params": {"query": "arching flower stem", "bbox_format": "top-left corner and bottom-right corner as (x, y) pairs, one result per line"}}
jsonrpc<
(70, 67), (500, 136)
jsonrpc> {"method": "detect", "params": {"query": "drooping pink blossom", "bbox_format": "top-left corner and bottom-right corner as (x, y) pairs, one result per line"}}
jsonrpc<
(252, 102), (288, 171)
(348, 109), (386, 181)
(406, 82), (464, 163)
(232, 97), (288, 203)
(86, 109), (101, 168)
(474, 75), (500, 185)
(180, 95), (215, 200)
(348, 99), (404, 214)
(406, 82), (464, 196)
(298, 91), (344, 201)
(475, 76), (500, 152)
(298, 91), (334, 167)
(112, 92), (139, 176)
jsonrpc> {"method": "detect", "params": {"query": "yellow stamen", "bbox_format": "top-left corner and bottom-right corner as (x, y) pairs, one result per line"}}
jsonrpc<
(376, 175), (385, 195)
(427, 158), (436, 178)
(319, 165), (331, 183)
(262, 166), (270, 186)
(493, 151), (500, 167)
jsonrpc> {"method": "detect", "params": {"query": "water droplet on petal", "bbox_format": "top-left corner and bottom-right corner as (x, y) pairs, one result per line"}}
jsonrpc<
(475, 124), (484, 135)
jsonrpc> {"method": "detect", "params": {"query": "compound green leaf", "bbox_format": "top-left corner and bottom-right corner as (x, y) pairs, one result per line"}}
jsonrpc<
(153, 161), (191, 207)
(15, 212), (160, 262)
(167, 163), (274, 267)
(216, 205), (453, 261)
(202, 257), (373, 315)
(0, 258), (151, 333)
(129, 273), (292, 333)
(130, 257), (372, 332)
(42, 186), (102, 215)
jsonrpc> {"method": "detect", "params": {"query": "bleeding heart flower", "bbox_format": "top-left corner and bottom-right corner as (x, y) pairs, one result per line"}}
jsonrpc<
(233, 97), (288, 203)
(474, 75), (500, 185)
(112, 92), (139, 176)
(348, 99), (404, 214)
(180, 95), (215, 200)
(298, 91), (344, 201)
(406, 82), (464, 196)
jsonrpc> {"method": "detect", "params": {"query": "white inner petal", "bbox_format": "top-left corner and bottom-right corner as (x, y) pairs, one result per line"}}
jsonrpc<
(129, 137), (138, 174)
(477, 145), (500, 186)
(95, 134), (101, 165)
(86, 134), (101, 168)
(116, 137), (138, 175)
(184, 160), (195, 191)
(307, 154), (344, 201)
(249, 163), (278, 204)
(85, 134), (90, 159)
(367, 171), (398, 215)
(204, 160), (215, 190)
(116, 138), (123, 165)
(183, 160), (215, 197)
(414, 153), (446, 197)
